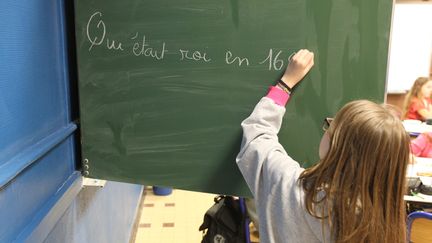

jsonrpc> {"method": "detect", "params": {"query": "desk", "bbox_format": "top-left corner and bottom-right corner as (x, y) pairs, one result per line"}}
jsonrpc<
(407, 158), (432, 177)
(405, 194), (432, 204)
(403, 120), (432, 137)
(406, 159), (432, 205)
(405, 194), (432, 214)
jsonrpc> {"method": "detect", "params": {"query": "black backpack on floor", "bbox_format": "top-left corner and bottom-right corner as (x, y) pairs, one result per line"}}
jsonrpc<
(199, 195), (249, 243)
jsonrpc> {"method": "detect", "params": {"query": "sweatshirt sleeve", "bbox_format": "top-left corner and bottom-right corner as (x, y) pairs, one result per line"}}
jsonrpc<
(236, 87), (302, 198)
(410, 133), (427, 157)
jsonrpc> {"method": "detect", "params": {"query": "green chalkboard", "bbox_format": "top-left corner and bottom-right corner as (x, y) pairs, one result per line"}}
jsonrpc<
(75, 0), (393, 196)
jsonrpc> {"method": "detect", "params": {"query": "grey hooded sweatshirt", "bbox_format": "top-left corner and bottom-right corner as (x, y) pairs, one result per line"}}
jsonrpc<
(236, 96), (331, 243)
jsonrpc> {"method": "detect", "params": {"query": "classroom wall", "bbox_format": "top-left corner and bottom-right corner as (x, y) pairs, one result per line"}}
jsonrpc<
(43, 182), (142, 243)
(387, 2), (432, 93)
(0, 1), (142, 242)
(386, 93), (406, 112)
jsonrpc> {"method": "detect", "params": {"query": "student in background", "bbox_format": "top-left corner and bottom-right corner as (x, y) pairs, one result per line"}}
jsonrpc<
(411, 132), (432, 158)
(237, 49), (409, 243)
(403, 77), (432, 121)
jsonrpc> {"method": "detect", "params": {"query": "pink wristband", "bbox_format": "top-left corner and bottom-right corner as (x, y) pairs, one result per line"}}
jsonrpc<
(266, 86), (290, 106)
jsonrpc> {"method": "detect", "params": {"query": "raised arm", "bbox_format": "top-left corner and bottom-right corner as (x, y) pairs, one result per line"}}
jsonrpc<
(236, 49), (314, 196)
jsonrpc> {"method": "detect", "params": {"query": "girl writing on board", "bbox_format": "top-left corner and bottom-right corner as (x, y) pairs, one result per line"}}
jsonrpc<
(236, 49), (409, 243)
(403, 77), (432, 121)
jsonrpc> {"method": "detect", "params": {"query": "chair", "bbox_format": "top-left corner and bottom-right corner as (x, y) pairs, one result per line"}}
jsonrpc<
(238, 197), (252, 243)
(407, 211), (432, 243)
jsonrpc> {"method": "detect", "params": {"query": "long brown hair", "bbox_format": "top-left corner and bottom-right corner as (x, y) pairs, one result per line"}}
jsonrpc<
(299, 100), (410, 243)
(403, 77), (431, 118)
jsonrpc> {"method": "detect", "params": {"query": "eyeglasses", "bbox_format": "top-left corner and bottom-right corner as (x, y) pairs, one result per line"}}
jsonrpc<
(322, 118), (334, 131)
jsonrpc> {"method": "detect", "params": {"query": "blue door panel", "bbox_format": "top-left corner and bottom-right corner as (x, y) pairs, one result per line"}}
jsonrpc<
(0, 0), (78, 242)
(0, 138), (75, 243)
(0, 0), (71, 166)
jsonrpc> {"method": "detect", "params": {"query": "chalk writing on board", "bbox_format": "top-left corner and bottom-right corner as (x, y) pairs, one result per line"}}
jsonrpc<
(87, 11), (124, 51)
(85, 11), (292, 70)
(259, 49), (284, 71)
(179, 49), (211, 62)
(225, 51), (250, 67)
(131, 33), (167, 60)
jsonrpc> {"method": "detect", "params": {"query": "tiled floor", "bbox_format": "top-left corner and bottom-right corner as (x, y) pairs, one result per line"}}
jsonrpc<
(133, 187), (217, 243)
